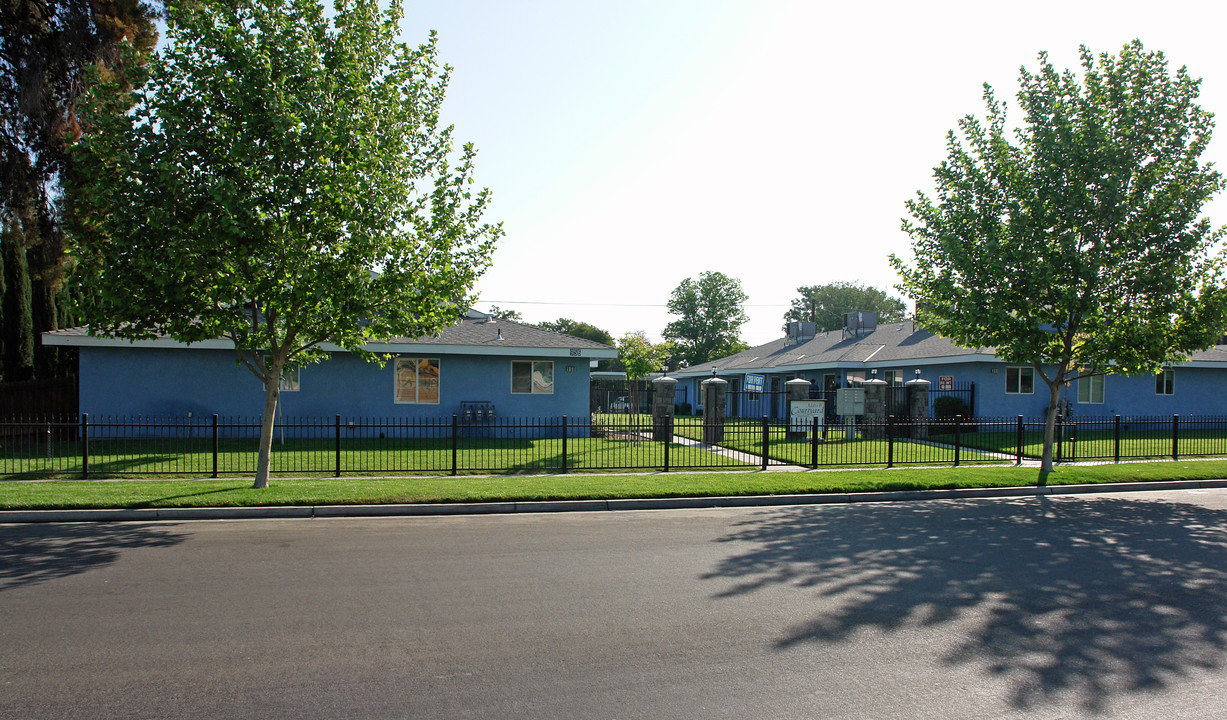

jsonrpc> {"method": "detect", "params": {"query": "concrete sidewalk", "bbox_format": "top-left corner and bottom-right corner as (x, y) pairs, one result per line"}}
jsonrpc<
(4, 477), (1227, 523)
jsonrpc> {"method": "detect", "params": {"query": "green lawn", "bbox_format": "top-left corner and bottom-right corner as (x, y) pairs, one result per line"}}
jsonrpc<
(3, 460), (1226, 511)
(0, 433), (750, 478)
(930, 423), (1227, 461)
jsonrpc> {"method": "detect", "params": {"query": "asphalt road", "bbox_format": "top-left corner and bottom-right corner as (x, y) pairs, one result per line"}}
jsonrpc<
(3, 489), (1227, 719)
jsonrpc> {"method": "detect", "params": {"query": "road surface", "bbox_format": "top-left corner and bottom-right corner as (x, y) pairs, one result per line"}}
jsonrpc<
(3, 488), (1227, 718)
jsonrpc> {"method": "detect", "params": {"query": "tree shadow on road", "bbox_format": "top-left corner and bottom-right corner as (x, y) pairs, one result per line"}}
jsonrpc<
(0, 523), (186, 591)
(703, 495), (1227, 713)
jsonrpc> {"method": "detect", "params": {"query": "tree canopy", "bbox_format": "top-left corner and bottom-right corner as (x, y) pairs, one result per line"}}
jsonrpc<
(0, 0), (161, 380)
(783, 282), (907, 332)
(70, 0), (502, 487)
(662, 271), (749, 368)
(891, 41), (1227, 475)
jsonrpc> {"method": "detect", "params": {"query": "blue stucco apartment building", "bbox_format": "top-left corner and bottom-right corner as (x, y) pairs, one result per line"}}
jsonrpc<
(671, 316), (1227, 420)
(42, 311), (617, 421)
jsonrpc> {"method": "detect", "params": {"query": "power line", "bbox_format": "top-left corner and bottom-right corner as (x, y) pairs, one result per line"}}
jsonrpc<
(480, 300), (790, 308)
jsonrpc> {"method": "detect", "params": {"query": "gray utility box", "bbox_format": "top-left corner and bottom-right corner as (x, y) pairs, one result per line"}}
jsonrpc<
(836, 387), (865, 416)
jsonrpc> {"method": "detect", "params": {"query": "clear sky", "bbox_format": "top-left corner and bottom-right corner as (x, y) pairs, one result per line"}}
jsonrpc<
(398, 0), (1227, 348)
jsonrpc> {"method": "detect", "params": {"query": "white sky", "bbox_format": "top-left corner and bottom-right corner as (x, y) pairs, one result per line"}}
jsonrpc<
(400, 0), (1227, 347)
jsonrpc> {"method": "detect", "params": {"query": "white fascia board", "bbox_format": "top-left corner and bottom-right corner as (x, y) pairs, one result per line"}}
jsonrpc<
(42, 333), (617, 358)
(362, 343), (618, 358)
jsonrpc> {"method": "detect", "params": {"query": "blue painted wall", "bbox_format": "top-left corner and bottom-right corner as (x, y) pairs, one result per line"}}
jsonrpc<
(79, 346), (594, 421)
(679, 361), (1227, 420)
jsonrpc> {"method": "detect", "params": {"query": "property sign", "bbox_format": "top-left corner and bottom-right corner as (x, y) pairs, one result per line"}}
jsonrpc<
(744, 373), (765, 393)
(939, 376), (953, 391)
(789, 399), (825, 434)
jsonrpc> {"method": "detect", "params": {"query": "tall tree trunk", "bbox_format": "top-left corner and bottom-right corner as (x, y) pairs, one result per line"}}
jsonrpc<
(1040, 374), (1062, 477)
(253, 378), (280, 489)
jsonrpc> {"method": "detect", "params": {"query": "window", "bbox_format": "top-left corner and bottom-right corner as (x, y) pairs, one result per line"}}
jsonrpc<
(512, 361), (553, 394)
(1156, 369), (1175, 395)
(1005, 366), (1033, 394)
(394, 357), (440, 404)
(1077, 374), (1105, 404)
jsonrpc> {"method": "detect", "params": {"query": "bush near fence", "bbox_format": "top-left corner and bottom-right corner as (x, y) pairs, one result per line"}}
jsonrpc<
(3, 413), (1226, 478)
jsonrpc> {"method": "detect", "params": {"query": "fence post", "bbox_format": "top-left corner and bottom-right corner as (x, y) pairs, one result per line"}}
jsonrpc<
(663, 420), (670, 472)
(761, 416), (769, 471)
(886, 415), (895, 468)
(1172, 414), (1179, 461)
(81, 413), (89, 479)
(1015, 415), (1024, 465)
(334, 414), (342, 477)
(451, 414), (459, 476)
(953, 414), (961, 467)
(1056, 415), (1064, 462)
(212, 414), (219, 478)
(1114, 415), (1121, 464)
(811, 415), (820, 469)
(561, 415), (568, 473)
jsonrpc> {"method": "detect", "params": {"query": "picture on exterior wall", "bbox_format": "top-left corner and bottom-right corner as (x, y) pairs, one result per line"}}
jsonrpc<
(395, 357), (440, 404)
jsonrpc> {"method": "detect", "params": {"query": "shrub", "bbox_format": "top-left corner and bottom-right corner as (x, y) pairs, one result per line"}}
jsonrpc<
(933, 395), (970, 420)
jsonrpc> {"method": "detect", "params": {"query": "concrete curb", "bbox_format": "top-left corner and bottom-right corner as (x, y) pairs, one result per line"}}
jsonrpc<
(4, 478), (1227, 524)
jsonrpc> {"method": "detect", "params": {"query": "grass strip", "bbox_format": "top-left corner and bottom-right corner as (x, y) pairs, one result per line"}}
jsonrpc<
(2, 460), (1226, 511)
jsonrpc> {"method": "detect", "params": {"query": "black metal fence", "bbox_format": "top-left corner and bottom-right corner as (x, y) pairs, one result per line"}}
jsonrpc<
(2, 413), (1226, 478)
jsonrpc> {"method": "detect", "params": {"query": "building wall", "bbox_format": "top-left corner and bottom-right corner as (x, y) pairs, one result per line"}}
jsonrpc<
(678, 361), (1227, 420)
(78, 346), (593, 420)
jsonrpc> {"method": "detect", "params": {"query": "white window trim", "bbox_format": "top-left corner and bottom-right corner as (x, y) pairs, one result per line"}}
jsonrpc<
(1156, 369), (1175, 396)
(393, 357), (441, 405)
(511, 360), (554, 395)
(1005, 366), (1034, 395)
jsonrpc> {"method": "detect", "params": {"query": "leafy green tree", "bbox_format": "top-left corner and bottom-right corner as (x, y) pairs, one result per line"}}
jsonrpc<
(784, 282), (907, 332)
(891, 41), (1227, 476)
(663, 271), (749, 368)
(539, 318), (619, 370)
(537, 318), (614, 346)
(616, 332), (670, 414)
(486, 305), (523, 322)
(70, 0), (502, 488)
(1, 0), (161, 379)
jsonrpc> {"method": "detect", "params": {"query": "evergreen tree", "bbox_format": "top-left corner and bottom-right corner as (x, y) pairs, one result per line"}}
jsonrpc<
(0, 0), (161, 378)
(1, 222), (35, 381)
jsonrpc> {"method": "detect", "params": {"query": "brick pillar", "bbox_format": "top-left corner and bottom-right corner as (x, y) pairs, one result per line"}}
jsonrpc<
(701, 376), (727, 444)
(905, 378), (930, 438)
(651, 376), (677, 441)
(861, 379), (887, 438)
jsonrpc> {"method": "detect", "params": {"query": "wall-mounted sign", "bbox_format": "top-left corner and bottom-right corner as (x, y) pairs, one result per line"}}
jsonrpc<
(744, 373), (765, 393)
(939, 376), (953, 391)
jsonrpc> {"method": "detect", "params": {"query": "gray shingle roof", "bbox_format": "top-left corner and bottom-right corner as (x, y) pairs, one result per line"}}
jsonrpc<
(676, 320), (1227, 375)
(43, 316), (617, 356)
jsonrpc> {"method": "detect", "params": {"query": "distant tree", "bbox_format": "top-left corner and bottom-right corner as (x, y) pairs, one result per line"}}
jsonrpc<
(486, 305), (523, 322)
(891, 41), (1227, 477)
(70, 0), (501, 488)
(784, 282), (907, 331)
(1, 221), (35, 381)
(539, 318), (619, 370)
(1, 0), (161, 379)
(663, 271), (749, 367)
(616, 332), (670, 414)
